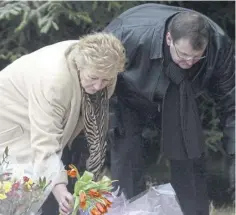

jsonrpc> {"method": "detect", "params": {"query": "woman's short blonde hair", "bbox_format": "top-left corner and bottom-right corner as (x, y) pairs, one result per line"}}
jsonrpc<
(75, 32), (126, 79)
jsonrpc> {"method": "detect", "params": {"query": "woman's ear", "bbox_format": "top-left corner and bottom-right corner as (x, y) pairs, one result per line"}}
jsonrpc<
(166, 32), (172, 46)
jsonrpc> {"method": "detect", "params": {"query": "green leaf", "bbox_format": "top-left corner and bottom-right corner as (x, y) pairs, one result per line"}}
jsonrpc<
(100, 176), (112, 183)
(43, 176), (46, 185)
(52, 21), (59, 31)
(40, 19), (52, 34)
(92, 1), (98, 11)
(74, 181), (87, 194)
(38, 16), (48, 28)
(73, 195), (79, 212)
(81, 181), (100, 190)
(79, 171), (94, 183)
(10, 9), (19, 16)
(75, 13), (92, 24)
(4, 146), (9, 157)
(14, 11), (30, 33)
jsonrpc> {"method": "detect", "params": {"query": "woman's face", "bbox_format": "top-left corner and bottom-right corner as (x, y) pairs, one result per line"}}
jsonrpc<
(80, 69), (113, 94)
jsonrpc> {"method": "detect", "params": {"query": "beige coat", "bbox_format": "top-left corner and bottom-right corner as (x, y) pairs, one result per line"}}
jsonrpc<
(0, 41), (116, 184)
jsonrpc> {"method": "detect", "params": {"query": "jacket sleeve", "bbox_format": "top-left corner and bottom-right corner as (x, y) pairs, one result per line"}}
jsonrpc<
(207, 36), (235, 154)
(28, 73), (72, 185)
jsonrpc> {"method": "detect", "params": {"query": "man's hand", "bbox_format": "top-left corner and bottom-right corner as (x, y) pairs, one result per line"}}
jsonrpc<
(52, 184), (74, 215)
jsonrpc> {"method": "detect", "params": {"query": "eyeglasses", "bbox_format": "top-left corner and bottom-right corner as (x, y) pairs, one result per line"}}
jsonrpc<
(173, 43), (206, 61)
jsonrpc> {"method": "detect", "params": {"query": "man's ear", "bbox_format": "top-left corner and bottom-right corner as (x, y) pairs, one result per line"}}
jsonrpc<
(166, 32), (172, 46)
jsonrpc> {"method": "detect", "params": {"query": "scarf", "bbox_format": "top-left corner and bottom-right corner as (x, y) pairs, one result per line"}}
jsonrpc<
(65, 45), (109, 179)
(82, 87), (109, 180)
(161, 46), (205, 160)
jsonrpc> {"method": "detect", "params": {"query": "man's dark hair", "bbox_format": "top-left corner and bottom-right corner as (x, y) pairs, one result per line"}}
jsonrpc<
(168, 11), (210, 50)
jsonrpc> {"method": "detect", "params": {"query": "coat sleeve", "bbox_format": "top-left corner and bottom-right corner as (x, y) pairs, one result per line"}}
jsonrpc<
(207, 36), (235, 154)
(28, 72), (72, 185)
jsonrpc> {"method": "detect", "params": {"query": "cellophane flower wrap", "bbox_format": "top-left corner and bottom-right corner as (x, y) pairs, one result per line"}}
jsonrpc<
(0, 147), (63, 215)
(67, 164), (114, 215)
(104, 183), (184, 215)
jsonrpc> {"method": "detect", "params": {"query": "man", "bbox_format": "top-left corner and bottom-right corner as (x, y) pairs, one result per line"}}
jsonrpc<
(104, 3), (235, 215)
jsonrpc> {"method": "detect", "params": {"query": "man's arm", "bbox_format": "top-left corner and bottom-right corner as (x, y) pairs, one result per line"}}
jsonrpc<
(207, 35), (235, 196)
(207, 36), (235, 155)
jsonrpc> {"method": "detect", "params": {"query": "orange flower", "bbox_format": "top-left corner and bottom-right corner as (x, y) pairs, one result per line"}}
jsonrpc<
(67, 165), (78, 178)
(90, 207), (102, 215)
(96, 202), (107, 213)
(80, 200), (86, 210)
(103, 198), (112, 208)
(67, 169), (77, 178)
(88, 189), (101, 198)
(79, 192), (86, 209)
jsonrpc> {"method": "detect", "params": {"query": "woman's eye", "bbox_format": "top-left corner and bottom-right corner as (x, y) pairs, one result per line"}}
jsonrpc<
(89, 77), (98, 80)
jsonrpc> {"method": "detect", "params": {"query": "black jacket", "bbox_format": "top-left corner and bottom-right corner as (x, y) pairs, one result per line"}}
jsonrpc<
(104, 3), (235, 154)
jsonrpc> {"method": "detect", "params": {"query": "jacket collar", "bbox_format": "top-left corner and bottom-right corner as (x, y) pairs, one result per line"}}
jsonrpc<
(150, 13), (179, 60)
(62, 44), (82, 146)
(150, 25), (165, 59)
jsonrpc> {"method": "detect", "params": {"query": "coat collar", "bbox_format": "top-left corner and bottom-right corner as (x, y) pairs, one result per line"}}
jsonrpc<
(150, 13), (179, 60)
(150, 24), (165, 59)
(61, 44), (82, 147)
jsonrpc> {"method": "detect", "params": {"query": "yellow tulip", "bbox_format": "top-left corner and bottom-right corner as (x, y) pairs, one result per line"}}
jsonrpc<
(0, 181), (12, 199)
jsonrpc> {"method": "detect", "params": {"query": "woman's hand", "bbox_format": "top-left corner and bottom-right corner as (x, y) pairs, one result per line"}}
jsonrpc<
(52, 183), (74, 215)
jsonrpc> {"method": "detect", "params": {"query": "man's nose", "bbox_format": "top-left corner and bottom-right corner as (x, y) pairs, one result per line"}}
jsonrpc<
(186, 58), (194, 66)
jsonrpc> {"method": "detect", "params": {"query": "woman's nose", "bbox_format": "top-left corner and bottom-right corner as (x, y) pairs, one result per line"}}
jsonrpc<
(93, 79), (103, 91)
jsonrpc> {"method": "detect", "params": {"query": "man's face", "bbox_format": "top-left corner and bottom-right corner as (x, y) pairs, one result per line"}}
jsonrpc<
(166, 32), (206, 69)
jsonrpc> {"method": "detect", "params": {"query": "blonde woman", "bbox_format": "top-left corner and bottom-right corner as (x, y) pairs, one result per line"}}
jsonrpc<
(0, 32), (126, 214)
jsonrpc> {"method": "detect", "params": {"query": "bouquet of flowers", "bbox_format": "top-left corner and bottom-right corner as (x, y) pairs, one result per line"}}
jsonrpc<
(67, 164), (114, 215)
(67, 164), (183, 215)
(0, 147), (62, 215)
